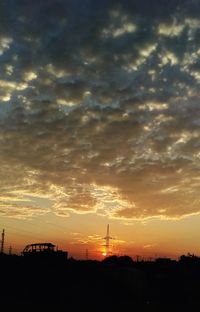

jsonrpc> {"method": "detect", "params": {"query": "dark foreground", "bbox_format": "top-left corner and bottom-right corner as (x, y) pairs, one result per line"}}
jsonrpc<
(1, 254), (200, 311)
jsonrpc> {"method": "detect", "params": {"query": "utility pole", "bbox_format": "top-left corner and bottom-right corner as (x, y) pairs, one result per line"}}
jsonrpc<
(1, 229), (5, 254)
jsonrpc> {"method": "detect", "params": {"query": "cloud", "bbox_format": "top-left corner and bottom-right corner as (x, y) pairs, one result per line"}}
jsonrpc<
(0, 0), (199, 220)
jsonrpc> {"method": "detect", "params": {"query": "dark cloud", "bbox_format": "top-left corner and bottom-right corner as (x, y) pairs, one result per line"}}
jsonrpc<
(0, 0), (199, 220)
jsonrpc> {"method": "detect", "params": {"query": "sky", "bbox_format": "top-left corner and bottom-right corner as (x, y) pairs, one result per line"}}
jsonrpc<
(0, 0), (200, 259)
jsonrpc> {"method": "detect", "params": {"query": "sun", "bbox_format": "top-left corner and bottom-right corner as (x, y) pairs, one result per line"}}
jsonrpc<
(102, 252), (107, 257)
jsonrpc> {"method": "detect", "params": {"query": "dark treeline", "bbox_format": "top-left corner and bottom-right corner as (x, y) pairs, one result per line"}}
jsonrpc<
(1, 253), (200, 311)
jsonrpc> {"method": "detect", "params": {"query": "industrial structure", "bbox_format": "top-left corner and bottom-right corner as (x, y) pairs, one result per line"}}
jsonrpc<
(103, 224), (113, 256)
(22, 243), (68, 260)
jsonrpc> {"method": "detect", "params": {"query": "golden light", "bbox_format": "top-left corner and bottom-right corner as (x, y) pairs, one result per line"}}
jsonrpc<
(102, 252), (107, 257)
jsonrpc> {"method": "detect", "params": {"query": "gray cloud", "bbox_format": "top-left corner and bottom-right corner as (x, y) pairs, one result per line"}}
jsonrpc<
(0, 0), (199, 220)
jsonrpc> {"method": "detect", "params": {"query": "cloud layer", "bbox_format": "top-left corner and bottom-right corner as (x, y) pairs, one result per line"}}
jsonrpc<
(0, 0), (199, 220)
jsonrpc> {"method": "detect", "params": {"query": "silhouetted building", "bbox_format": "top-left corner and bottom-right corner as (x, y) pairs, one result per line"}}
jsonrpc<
(22, 243), (68, 260)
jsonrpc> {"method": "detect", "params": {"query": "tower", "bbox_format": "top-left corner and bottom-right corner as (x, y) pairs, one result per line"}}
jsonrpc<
(103, 224), (113, 256)
(1, 229), (5, 254)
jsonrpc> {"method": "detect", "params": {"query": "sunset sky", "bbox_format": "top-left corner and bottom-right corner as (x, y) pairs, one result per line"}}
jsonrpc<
(0, 0), (200, 260)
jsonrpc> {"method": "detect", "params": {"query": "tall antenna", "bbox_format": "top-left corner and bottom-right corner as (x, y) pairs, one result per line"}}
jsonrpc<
(1, 229), (5, 254)
(103, 224), (113, 256)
